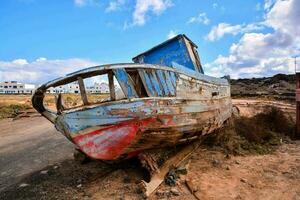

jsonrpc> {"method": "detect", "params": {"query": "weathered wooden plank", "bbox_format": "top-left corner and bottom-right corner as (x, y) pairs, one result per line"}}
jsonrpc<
(169, 71), (177, 89)
(156, 69), (170, 96)
(164, 71), (176, 96)
(149, 70), (163, 96)
(108, 71), (116, 101)
(62, 97), (231, 135)
(139, 140), (201, 197)
(138, 69), (156, 97)
(113, 68), (138, 98)
(43, 63), (228, 89)
(77, 76), (88, 105)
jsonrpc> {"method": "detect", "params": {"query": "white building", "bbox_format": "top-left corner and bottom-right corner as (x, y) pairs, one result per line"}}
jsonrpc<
(0, 81), (36, 94)
(86, 82), (109, 94)
(46, 83), (80, 94)
(46, 82), (110, 94)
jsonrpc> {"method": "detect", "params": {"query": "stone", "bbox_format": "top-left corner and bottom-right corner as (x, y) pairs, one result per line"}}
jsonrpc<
(176, 166), (187, 175)
(165, 169), (178, 186)
(40, 170), (48, 175)
(170, 188), (180, 196)
(240, 178), (247, 183)
(212, 159), (221, 167)
(19, 183), (29, 188)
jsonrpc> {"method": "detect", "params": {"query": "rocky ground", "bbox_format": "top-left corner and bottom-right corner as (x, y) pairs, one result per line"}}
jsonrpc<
(230, 74), (295, 102)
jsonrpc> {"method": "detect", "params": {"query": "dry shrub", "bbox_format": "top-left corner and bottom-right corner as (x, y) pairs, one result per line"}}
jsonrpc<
(0, 103), (31, 119)
(236, 106), (296, 141)
(203, 106), (296, 155)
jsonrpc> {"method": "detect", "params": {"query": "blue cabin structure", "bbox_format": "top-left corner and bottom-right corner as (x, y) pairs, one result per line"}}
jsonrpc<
(133, 34), (204, 74)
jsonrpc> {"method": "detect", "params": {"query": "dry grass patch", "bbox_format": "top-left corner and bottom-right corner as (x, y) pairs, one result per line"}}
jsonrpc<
(0, 103), (32, 119)
(203, 106), (296, 155)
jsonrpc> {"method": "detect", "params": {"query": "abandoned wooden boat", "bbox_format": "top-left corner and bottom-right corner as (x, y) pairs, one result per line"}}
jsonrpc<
(32, 34), (232, 161)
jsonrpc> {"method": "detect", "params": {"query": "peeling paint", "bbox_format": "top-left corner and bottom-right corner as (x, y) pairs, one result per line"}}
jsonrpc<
(32, 34), (232, 161)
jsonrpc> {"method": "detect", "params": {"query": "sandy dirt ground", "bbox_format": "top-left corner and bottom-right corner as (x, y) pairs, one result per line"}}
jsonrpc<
(154, 143), (300, 200)
(232, 99), (295, 119)
(0, 99), (299, 200)
(0, 117), (74, 192)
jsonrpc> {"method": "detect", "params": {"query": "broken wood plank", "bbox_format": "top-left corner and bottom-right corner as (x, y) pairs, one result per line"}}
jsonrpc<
(77, 76), (88, 105)
(113, 68), (138, 98)
(108, 71), (116, 101)
(139, 141), (201, 197)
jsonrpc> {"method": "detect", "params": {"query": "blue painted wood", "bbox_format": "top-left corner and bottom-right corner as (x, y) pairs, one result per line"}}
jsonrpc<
(149, 70), (163, 96)
(62, 101), (146, 133)
(59, 97), (231, 134)
(138, 69), (156, 96)
(169, 71), (177, 89)
(156, 70), (170, 96)
(113, 68), (138, 98)
(43, 63), (228, 89)
(172, 62), (228, 86)
(164, 71), (176, 96)
(135, 38), (197, 71)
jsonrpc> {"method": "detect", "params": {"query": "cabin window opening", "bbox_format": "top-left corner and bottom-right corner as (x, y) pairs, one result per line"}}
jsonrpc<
(58, 81), (84, 110)
(43, 93), (58, 113)
(126, 70), (148, 98)
(113, 76), (126, 100)
(43, 81), (85, 112)
(81, 75), (110, 104)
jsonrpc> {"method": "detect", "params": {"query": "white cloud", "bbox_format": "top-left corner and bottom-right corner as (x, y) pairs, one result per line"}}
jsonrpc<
(106, 0), (126, 12)
(0, 58), (98, 84)
(132, 0), (173, 26)
(266, 0), (300, 40)
(75, 0), (173, 28)
(206, 22), (264, 41)
(204, 0), (300, 78)
(264, 0), (276, 11)
(36, 57), (47, 62)
(74, 0), (88, 7)
(74, 0), (98, 7)
(12, 59), (28, 65)
(187, 12), (210, 25)
(167, 30), (177, 39)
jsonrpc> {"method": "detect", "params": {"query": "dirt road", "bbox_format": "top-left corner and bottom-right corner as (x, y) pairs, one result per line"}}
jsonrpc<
(0, 117), (74, 192)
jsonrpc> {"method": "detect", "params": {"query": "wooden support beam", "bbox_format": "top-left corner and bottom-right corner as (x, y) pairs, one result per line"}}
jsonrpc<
(77, 76), (88, 105)
(139, 141), (201, 197)
(108, 71), (116, 101)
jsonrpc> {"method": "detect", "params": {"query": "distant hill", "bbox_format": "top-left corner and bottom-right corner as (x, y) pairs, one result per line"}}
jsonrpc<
(230, 74), (295, 101)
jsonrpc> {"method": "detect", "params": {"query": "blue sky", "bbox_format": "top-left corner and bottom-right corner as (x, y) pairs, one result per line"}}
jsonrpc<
(0, 0), (299, 84)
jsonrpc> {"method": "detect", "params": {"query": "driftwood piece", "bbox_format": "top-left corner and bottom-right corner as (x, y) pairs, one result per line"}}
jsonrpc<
(139, 141), (201, 197)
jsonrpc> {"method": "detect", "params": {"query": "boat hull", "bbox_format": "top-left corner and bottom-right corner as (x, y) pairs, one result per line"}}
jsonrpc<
(57, 97), (232, 160)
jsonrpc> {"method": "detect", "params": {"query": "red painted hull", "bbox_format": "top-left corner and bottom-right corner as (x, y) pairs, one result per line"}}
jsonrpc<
(70, 109), (230, 160)
(72, 117), (172, 160)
